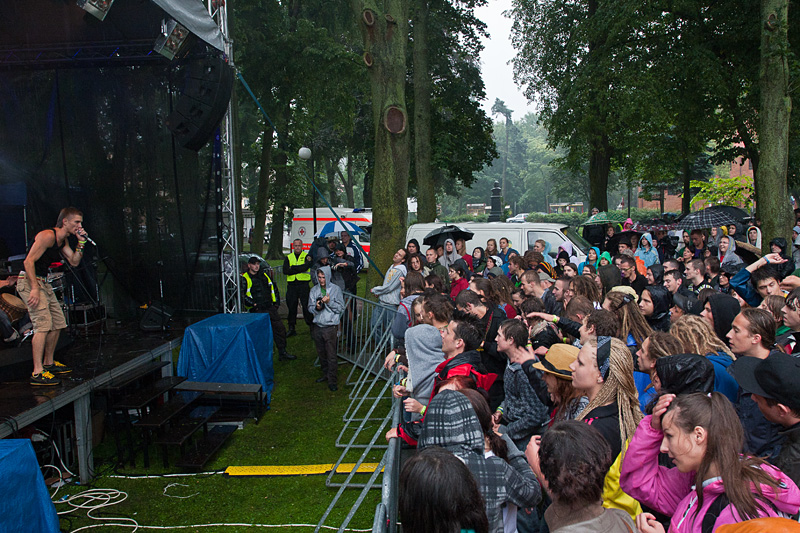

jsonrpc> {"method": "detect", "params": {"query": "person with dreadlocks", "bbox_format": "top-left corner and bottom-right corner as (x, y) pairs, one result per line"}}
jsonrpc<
(566, 336), (644, 519)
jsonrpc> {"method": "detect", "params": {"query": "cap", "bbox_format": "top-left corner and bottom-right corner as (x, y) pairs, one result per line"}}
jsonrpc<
(532, 344), (579, 380)
(327, 235), (339, 241)
(730, 352), (800, 412)
(536, 271), (555, 283)
(672, 293), (702, 315)
(248, 256), (261, 264)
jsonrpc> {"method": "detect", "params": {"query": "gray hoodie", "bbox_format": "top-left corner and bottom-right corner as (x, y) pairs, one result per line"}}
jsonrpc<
(372, 262), (406, 306)
(404, 324), (444, 416)
(308, 266), (345, 327)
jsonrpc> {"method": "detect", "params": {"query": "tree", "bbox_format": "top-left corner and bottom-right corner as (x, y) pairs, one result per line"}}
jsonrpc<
(354, 0), (411, 281)
(491, 98), (513, 198)
(412, 0), (435, 222)
(758, 0), (793, 251)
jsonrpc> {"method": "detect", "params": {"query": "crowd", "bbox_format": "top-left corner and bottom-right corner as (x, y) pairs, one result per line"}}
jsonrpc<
(376, 217), (800, 533)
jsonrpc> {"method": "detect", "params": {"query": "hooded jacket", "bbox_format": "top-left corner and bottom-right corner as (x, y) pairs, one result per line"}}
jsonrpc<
(655, 354), (714, 396)
(644, 285), (672, 332)
(308, 266), (345, 327)
(404, 324), (444, 416)
(719, 237), (744, 269)
(649, 264), (665, 285)
(558, 242), (578, 264)
(372, 261), (406, 306)
(747, 226), (762, 249)
(579, 246), (601, 273)
(636, 233), (661, 268)
(770, 237), (797, 279)
(439, 238), (460, 268)
(707, 293), (741, 345)
(418, 390), (542, 533)
(705, 352), (739, 404)
(620, 416), (800, 533)
(391, 293), (422, 344)
(541, 241), (555, 266)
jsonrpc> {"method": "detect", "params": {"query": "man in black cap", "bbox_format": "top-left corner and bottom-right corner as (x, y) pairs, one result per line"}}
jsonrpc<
(242, 257), (296, 361)
(731, 352), (800, 484)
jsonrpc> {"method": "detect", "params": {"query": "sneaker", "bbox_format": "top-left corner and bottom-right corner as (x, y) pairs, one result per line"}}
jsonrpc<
(44, 361), (73, 374)
(3, 330), (19, 343)
(31, 371), (61, 386)
(287, 328), (297, 337)
(278, 351), (297, 361)
(328, 383), (338, 392)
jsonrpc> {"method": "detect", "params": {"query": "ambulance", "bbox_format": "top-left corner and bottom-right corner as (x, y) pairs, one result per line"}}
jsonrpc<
(290, 208), (372, 259)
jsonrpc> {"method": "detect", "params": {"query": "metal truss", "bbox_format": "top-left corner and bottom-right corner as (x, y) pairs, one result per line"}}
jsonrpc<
(209, 0), (241, 314)
(0, 40), (163, 70)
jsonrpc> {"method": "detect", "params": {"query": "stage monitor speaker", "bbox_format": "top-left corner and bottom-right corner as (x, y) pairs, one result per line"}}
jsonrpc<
(139, 302), (175, 331)
(166, 49), (234, 151)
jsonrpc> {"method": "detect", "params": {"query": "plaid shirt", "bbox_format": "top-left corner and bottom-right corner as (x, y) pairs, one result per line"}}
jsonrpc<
(419, 390), (541, 533)
(502, 362), (549, 440)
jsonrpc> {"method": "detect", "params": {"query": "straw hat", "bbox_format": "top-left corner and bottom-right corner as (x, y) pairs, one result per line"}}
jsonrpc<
(532, 344), (579, 381)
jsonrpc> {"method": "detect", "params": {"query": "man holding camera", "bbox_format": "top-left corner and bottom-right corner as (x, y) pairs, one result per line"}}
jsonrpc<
(308, 266), (344, 391)
(242, 256), (296, 361)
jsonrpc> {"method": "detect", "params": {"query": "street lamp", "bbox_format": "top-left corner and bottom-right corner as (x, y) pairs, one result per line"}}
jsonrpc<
(298, 146), (317, 235)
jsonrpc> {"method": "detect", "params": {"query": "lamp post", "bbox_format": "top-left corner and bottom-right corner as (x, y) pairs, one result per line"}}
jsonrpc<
(298, 146), (317, 235)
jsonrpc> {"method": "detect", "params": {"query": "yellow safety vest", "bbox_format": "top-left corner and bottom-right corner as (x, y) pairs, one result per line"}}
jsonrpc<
(286, 252), (310, 282)
(242, 271), (276, 310)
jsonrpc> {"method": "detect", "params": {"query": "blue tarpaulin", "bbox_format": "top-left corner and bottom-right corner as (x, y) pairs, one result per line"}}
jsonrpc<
(177, 313), (274, 403)
(0, 440), (60, 533)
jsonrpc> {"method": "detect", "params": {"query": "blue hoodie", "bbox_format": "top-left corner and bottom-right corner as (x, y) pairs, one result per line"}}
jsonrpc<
(579, 246), (601, 273)
(635, 233), (660, 268)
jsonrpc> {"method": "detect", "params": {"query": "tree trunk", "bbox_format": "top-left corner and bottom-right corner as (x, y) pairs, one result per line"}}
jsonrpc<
(343, 153), (355, 207)
(413, 0), (436, 223)
(266, 148), (288, 259)
(758, 0), (793, 253)
(356, 0), (411, 284)
(251, 124), (273, 257)
(324, 158), (340, 207)
(588, 135), (610, 211)
(682, 159), (691, 214)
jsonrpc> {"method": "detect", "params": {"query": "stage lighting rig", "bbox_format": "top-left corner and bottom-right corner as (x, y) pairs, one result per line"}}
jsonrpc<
(76, 0), (114, 21)
(154, 18), (194, 60)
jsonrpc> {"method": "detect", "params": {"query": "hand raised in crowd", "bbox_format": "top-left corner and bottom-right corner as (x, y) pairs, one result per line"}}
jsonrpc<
(492, 410), (503, 425)
(650, 393), (676, 431)
(384, 350), (398, 370)
(636, 513), (665, 533)
(525, 435), (543, 481)
(781, 275), (800, 291)
(392, 384), (408, 398)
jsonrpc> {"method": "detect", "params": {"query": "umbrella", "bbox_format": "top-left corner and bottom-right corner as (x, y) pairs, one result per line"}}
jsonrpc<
(314, 220), (364, 238)
(675, 208), (738, 231)
(581, 211), (627, 226)
(422, 225), (475, 247)
(631, 219), (676, 233)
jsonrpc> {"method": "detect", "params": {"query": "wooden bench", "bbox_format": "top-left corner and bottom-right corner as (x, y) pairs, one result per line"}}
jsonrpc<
(173, 382), (265, 422)
(154, 405), (219, 468)
(174, 425), (237, 471)
(134, 391), (203, 467)
(97, 360), (171, 395)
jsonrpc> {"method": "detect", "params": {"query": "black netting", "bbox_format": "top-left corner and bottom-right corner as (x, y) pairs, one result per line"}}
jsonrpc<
(0, 65), (220, 317)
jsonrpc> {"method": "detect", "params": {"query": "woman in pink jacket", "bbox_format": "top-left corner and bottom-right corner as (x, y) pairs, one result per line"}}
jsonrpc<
(620, 392), (800, 533)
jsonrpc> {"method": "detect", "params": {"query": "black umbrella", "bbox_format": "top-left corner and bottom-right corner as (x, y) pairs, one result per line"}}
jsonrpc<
(675, 208), (738, 231)
(422, 225), (475, 247)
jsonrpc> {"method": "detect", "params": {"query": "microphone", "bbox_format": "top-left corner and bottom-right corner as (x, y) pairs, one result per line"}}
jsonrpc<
(84, 236), (97, 246)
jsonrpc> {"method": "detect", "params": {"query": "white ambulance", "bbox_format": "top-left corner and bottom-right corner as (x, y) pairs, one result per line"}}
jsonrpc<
(290, 208), (372, 259)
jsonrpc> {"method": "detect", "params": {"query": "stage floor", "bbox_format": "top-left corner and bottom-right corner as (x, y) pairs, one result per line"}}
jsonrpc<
(0, 319), (187, 431)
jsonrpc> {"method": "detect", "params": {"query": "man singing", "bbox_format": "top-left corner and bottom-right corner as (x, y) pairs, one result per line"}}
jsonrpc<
(18, 207), (86, 385)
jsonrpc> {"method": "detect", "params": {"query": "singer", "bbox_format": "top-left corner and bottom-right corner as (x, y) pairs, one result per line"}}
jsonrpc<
(18, 207), (89, 385)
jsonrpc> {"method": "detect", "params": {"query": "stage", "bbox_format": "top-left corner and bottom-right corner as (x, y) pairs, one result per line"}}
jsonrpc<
(0, 320), (189, 482)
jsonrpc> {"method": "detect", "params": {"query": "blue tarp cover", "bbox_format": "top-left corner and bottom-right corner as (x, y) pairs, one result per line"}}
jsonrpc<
(177, 313), (274, 403)
(0, 440), (60, 533)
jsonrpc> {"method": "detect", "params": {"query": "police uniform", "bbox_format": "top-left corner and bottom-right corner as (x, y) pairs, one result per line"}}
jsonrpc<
(283, 250), (313, 334)
(242, 269), (294, 360)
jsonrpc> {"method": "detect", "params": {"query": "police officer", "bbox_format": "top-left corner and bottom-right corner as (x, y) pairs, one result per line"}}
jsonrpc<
(242, 257), (296, 361)
(283, 239), (314, 336)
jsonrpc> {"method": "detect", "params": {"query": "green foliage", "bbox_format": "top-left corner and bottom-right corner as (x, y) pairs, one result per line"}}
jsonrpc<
(439, 213), (489, 223)
(526, 208), (662, 228)
(690, 176), (754, 211)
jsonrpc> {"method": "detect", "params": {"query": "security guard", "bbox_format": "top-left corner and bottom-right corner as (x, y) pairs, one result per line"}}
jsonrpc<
(242, 256), (296, 361)
(283, 238), (314, 336)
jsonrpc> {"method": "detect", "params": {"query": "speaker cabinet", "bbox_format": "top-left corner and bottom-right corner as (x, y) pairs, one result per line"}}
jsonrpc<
(166, 48), (234, 151)
(139, 302), (175, 331)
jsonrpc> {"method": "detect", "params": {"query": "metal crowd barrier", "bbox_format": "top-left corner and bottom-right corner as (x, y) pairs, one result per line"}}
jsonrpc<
(314, 292), (402, 533)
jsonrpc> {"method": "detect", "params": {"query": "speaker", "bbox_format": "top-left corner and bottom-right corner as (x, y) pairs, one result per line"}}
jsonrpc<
(139, 302), (175, 331)
(166, 48), (234, 151)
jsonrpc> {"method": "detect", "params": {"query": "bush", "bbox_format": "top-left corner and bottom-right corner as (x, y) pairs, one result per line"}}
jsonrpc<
(439, 213), (489, 223)
(525, 209), (663, 229)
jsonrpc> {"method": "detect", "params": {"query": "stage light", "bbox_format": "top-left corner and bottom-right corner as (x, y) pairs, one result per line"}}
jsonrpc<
(76, 0), (115, 21)
(154, 19), (193, 60)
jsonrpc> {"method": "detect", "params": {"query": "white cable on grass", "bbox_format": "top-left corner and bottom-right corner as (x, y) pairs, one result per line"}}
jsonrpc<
(108, 471), (224, 479)
(162, 483), (198, 499)
(42, 464), (63, 499)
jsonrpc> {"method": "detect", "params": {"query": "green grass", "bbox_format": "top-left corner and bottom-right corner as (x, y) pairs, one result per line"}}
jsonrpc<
(56, 319), (385, 532)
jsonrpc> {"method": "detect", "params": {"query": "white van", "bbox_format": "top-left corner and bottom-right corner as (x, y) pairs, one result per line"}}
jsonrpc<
(405, 222), (590, 263)
(290, 208), (372, 265)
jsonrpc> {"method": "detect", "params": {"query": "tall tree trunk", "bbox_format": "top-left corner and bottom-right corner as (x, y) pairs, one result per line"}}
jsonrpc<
(355, 0), (411, 283)
(588, 135), (610, 211)
(325, 158), (340, 207)
(251, 124), (273, 257)
(682, 159), (692, 215)
(413, 0), (436, 222)
(343, 153), (355, 207)
(266, 104), (292, 259)
(758, 0), (793, 252)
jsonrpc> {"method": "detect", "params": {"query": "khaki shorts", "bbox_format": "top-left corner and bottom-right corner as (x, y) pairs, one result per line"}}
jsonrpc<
(16, 277), (67, 333)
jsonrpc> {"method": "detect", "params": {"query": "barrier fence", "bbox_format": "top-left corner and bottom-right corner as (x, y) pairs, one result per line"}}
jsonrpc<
(313, 292), (402, 533)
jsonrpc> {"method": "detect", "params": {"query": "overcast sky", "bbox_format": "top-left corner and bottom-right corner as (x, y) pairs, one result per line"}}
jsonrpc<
(475, 0), (537, 122)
